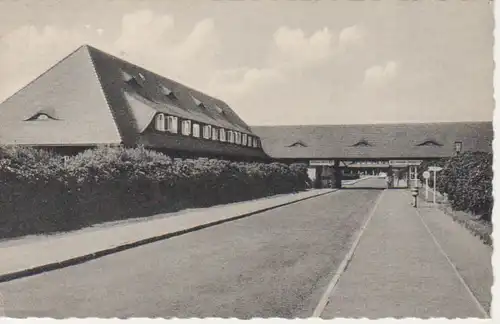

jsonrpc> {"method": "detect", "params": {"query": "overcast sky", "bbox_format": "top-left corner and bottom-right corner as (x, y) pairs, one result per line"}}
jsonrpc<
(0, 0), (494, 125)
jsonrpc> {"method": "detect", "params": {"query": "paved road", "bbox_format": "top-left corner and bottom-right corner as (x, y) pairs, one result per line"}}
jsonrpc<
(0, 178), (385, 318)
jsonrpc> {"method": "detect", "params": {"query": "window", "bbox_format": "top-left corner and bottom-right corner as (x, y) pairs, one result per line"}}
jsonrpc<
(155, 113), (165, 131)
(247, 136), (253, 147)
(352, 140), (372, 147)
(191, 95), (202, 106)
(288, 141), (307, 147)
(214, 104), (224, 114)
(25, 112), (58, 121)
(121, 70), (134, 82)
(166, 116), (178, 133)
(235, 132), (241, 145)
(242, 134), (248, 146)
(160, 85), (176, 100)
(228, 131), (235, 143)
(417, 140), (442, 147)
(455, 141), (463, 153)
(193, 123), (200, 138)
(181, 120), (191, 136)
(203, 125), (212, 139)
(138, 73), (146, 83)
(253, 138), (259, 148)
(219, 128), (226, 142)
(212, 127), (219, 141)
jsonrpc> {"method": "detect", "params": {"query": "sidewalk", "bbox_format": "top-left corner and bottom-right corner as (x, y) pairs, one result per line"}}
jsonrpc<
(0, 188), (335, 282)
(320, 189), (490, 319)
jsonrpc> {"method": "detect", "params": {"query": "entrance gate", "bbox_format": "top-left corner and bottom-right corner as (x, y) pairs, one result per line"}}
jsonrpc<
(308, 159), (421, 189)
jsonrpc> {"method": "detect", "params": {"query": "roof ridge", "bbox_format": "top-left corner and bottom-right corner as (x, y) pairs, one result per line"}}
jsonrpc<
(251, 121), (493, 128)
(0, 45), (90, 106)
(85, 45), (127, 144)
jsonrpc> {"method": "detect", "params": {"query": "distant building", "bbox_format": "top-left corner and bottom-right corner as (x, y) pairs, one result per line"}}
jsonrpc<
(252, 122), (493, 187)
(0, 45), (268, 161)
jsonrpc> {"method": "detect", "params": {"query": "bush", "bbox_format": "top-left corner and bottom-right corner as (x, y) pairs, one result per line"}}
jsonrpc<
(0, 146), (309, 239)
(432, 152), (493, 221)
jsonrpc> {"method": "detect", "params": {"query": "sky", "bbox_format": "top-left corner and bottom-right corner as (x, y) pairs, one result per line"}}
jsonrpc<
(0, 0), (494, 126)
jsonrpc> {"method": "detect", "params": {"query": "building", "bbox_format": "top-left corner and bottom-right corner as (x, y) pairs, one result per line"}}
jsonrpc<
(0, 45), (268, 161)
(252, 122), (493, 187)
(0, 44), (493, 182)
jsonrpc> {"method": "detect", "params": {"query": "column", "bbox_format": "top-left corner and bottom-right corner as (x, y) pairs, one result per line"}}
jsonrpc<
(334, 160), (342, 189)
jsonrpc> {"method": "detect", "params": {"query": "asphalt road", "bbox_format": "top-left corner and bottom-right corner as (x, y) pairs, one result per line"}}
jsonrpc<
(0, 178), (386, 318)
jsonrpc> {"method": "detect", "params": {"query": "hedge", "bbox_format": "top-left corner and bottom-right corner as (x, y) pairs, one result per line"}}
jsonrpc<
(0, 146), (310, 239)
(417, 152), (492, 222)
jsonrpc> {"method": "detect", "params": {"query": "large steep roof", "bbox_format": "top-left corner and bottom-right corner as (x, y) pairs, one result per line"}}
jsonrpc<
(0, 45), (265, 158)
(252, 121), (493, 159)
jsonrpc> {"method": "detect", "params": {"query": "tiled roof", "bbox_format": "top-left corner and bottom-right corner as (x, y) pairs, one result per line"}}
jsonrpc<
(252, 122), (493, 159)
(0, 45), (265, 158)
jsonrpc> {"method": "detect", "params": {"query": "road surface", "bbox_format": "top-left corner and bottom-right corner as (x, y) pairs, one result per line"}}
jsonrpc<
(0, 178), (386, 318)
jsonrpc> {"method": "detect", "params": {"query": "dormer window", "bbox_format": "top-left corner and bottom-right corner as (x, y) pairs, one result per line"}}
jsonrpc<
(203, 125), (212, 139)
(242, 134), (248, 146)
(191, 94), (207, 109)
(288, 141), (307, 148)
(155, 113), (166, 131)
(212, 127), (218, 141)
(219, 128), (226, 142)
(160, 85), (176, 100)
(121, 70), (134, 82)
(416, 140), (442, 147)
(25, 112), (58, 121)
(166, 116), (178, 133)
(193, 123), (200, 138)
(352, 139), (372, 147)
(181, 120), (191, 136)
(214, 104), (224, 114)
(122, 70), (145, 87)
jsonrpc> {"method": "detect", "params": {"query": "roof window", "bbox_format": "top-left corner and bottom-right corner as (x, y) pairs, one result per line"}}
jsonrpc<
(288, 141), (307, 148)
(416, 140), (443, 147)
(352, 139), (372, 147)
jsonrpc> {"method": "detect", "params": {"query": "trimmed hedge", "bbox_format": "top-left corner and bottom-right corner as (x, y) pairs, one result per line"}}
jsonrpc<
(417, 152), (492, 222)
(0, 146), (309, 239)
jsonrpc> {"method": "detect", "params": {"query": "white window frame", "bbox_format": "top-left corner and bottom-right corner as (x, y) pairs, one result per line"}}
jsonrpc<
(203, 125), (212, 139)
(219, 128), (226, 142)
(212, 127), (218, 141)
(235, 132), (241, 145)
(253, 138), (259, 148)
(248, 136), (253, 147)
(155, 113), (165, 131)
(181, 120), (191, 136)
(242, 134), (248, 146)
(228, 131), (235, 143)
(166, 116), (178, 133)
(193, 123), (200, 138)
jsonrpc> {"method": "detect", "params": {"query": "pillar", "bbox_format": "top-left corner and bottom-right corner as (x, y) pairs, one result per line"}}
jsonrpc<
(334, 160), (342, 189)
